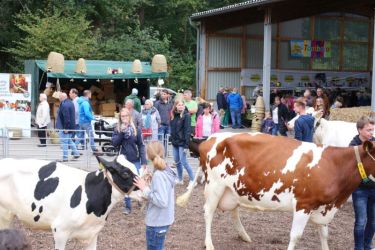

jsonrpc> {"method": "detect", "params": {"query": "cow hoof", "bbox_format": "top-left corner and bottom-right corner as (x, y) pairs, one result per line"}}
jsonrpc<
(239, 233), (252, 243)
(205, 245), (214, 250)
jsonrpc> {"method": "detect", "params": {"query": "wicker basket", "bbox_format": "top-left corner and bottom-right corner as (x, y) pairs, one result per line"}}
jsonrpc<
(75, 58), (87, 74)
(46, 52), (64, 73)
(151, 54), (167, 72)
(49, 130), (60, 144)
(132, 59), (143, 73)
(7, 127), (22, 139)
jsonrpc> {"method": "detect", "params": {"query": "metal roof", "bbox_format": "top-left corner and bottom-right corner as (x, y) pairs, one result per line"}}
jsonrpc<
(191, 0), (278, 21)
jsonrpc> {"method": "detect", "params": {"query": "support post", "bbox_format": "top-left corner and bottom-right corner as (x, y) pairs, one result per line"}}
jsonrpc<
(372, 9), (375, 117)
(263, 8), (272, 111)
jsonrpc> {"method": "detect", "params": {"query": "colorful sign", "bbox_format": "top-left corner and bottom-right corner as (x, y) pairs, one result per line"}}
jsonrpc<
(0, 73), (32, 137)
(290, 40), (331, 58)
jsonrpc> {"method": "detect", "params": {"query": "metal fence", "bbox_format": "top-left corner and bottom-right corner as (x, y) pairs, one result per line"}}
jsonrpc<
(0, 128), (198, 171)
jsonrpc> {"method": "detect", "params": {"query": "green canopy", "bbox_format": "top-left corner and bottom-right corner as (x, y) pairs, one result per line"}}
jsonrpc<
(35, 60), (168, 79)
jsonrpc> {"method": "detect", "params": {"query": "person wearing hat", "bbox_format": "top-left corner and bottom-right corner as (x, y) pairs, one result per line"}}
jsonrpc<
(125, 88), (141, 113)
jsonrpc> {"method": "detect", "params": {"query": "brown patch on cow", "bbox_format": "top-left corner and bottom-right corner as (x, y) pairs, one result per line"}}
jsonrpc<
(271, 195), (280, 202)
(201, 132), (363, 215)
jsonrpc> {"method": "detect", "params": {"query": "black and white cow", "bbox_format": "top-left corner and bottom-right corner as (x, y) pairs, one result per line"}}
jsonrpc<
(0, 155), (138, 250)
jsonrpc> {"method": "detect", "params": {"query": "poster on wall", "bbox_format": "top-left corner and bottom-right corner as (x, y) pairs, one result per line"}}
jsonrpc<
(240, 68), (370, 89)
(290, 40), (331, 58)
(0, 73), (32, 137)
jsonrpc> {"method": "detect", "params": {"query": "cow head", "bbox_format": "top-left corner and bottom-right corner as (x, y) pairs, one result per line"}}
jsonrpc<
(95, 155), (138, 194)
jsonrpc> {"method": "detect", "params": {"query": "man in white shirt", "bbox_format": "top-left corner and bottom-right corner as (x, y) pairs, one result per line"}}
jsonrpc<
(35, 93), (50, 147)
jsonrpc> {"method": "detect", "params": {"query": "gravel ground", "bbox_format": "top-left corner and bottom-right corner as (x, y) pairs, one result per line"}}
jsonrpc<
(13, 180), (355, 250)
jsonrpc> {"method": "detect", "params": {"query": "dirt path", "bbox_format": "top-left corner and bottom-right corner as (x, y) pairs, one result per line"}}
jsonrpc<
(13, 182), (355, 250)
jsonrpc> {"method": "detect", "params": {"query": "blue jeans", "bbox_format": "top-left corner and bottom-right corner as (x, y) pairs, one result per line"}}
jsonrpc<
(146, 225), (170, 250)
(272, 123), (279, 135)
(59, 131), (79, 161)
(73, 124), (85, 148)
(158, 125), (170, 155)
(173, 146), (194, 182)
(80, 122), (96, 151)
(352, 187), (375, 250)
(124, 161), (141, 211)
(230, 108), (242, 128)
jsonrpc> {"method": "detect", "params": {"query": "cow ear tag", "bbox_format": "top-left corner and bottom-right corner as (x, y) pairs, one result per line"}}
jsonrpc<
(357, 162), (369, 183)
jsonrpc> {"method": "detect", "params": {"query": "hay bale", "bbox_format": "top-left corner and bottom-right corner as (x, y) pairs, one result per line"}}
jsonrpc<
(132, 59), (143, 73)
(46, 52), (64, 73)
(75, 58), (87, 74)
(330, 106), (371, 123)
(151, 54), (167, 72)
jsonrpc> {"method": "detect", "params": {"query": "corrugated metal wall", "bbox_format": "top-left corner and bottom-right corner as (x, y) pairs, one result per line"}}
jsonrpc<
(208, 37), (241, 68)
(207, 72), (241, 99)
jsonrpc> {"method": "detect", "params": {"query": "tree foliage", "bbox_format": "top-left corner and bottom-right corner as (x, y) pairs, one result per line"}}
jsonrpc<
(5, 10), (97, 70)
(1, 0), (246, 90)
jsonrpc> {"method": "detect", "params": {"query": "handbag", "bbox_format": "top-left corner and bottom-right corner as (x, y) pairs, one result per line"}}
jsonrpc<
(52, 79), (62, 99)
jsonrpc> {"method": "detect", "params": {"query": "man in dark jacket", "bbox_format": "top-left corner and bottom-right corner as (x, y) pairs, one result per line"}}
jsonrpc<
(293, 100), (314, 142)
(216, 87), (227, 111)
(56, 92), (80, 162)
(272, 96), (290, 136)
(154, 89), (173, 152)
(349, 116), (375, 250)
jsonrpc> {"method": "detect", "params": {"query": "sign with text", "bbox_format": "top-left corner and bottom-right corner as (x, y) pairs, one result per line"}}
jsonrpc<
(290, 40), (331, 58)
(240, 68), (370, 88)
(0, 73), (32, 136)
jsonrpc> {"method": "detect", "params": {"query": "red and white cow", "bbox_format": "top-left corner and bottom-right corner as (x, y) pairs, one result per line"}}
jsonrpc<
(0, 155), (138, 250)
(177, 132), (375, 250)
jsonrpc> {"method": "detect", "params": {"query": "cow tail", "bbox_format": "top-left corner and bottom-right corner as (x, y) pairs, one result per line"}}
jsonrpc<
(176, 167), (202, 207)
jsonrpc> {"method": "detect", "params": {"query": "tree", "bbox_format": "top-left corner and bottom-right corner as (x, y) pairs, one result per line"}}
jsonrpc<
(5, 10), (97, 71)
(95, 25), (171, 61)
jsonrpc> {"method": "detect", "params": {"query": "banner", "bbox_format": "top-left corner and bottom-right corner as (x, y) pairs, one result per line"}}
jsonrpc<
(0, 73), (32, 137)
(290, 40), (331, 58)
(240, 68), (370, 88)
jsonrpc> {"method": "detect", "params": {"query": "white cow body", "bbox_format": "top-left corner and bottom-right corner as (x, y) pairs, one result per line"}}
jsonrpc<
(313, 118), (358, 146)
(0, 157), (135, 250)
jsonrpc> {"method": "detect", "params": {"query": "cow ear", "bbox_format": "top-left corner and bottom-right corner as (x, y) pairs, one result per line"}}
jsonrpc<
(95, 155), (111, 170)
(363, 141), (374, 152)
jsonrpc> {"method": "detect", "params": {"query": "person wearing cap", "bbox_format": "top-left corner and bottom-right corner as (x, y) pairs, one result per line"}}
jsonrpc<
(125, 88), (142, 113)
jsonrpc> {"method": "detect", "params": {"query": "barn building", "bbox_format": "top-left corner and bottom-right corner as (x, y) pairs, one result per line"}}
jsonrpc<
(191, 0), (375, 111)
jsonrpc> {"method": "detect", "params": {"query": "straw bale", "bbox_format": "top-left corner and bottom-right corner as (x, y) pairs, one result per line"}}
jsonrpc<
(330, 106), (371, 123)
(46, 52), (64, 73)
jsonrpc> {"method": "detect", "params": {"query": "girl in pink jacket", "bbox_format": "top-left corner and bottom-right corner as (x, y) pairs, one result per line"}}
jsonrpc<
(195, 103), (220, 138)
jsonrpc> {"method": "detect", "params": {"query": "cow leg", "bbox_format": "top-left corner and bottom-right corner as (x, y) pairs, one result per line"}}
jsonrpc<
(53, 230), (69, 250)
(204, 184), (225, 250)
(317, 224), (329, 250)
(231, 207), (251, 243)
(85, 235), (98, 250)
(0, 207), (13, 229)
(287, 210), (310, 250)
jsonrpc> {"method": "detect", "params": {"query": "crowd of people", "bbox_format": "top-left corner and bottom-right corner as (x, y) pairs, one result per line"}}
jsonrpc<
(33, 83), (375, 249)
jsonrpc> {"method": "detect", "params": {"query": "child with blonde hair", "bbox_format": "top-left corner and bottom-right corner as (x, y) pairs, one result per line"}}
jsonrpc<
(134, 141), (177, 250)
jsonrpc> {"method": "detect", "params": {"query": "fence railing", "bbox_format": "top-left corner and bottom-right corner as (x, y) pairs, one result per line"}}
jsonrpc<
(0, 128), (198, 171)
